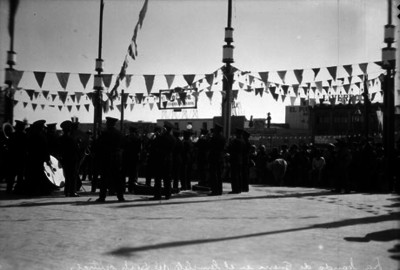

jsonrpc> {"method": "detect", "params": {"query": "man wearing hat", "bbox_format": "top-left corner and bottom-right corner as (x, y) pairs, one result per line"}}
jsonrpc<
(152, 121), (176, 200)
(227, 128), (246, 194)
(57, 120), (80, 197)
(195, 127), (209, 187)
(96, 117), (125, 202)
(241, 130), (251, 192)
(6, 120), (28, 193)
(24, 119), (54, 195)
(208, 123), (226, 196)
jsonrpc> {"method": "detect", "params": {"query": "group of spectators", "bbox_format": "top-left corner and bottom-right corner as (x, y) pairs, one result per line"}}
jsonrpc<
(1, 118), (399, 201)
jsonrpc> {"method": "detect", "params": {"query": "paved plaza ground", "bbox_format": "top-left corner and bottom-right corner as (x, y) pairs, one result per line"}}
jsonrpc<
(0, 179), (399, 270)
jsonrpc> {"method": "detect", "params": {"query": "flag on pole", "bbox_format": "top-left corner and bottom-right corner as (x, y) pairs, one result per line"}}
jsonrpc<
(109, 0), (149, 101)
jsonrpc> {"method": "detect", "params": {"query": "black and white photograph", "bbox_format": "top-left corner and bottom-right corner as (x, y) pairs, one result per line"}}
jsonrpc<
(0, 0), (399, 269)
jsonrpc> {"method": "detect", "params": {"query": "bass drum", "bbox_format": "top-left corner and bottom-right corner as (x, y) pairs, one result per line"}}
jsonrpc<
(43, 155), (65, 189)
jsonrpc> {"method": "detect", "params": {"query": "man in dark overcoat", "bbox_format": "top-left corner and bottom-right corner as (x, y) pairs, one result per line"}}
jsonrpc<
(96, 117), (125, 202)
(58, 120), (80, 197)
(208, 124), (226, 196)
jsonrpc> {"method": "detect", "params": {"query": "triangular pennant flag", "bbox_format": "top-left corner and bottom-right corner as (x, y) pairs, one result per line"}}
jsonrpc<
(271, 91), (279, 101)
(57, 105), (62, 111)
(23, 102), (28, 108)
(70, 94), (76, 103)
(144, 74), (155, 95)
(116, 104), (122, 112)
(292, 85), (299, 96)
(67, 105), (73, 112)
(33, 91), (40, 99)
(312, 68), (320, 80)
(255, 88), (264, 97)
(76, 105), (81, 111)
(183, 74), (195, 86)
(51, 94), (57, 102)
(25, 89), (35, 100)
(58, 91), (68, 104)
(269, 86), (276, 95)
(42, 90), (50, 99)
(130, 103), (135, 111)
(149, 103), (154, 110)
(102, 74), (113, 89)
(277, 70), (287, 84)
(315, 81), (323, 91)
(40, 104), (45, 110)
(164, 91), (173, 101)
(327, 79), (332, 88)
(258, 71), (269, 85)
(84, 104), (90, 112)
(34, 71), (46, 88)
(86, 92), (94, 101)
(125, 74), (133, 88)
(10, 70), (24, 88)
(282, 94), (287, 103)
(359, 63), (368, 74)
(281, 85), (289, 95)
(164, 74), (175, 89)
(205, 91), (214, 101)
(78, 73), (91, 89)
(205, 74), (214, 87)
(343, 84), (350, 94)
(13, 100), (18, 107)
(75, 92), (83, 103)
(327, 66), (337, 80)
(238, 82), (245, 89)
(32, 103), (37, 111)
(56, 72), (70, 90)
(293, 69), (303, 84)
(343, 65), (353, 77)
(136, 93), (144, 104)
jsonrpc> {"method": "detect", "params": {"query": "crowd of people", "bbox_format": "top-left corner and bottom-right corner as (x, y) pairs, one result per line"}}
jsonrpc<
(1, 118), (399, 202)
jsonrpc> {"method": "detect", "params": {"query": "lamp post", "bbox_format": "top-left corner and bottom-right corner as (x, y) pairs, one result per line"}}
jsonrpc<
(93, 0), (105, 139)
(222, 0), (234, 140)
(4, 0), (19, 124)
(382, 0), (396, 190)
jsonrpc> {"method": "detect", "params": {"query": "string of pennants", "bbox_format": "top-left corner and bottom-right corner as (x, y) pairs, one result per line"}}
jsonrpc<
(4, 60), (390, 113)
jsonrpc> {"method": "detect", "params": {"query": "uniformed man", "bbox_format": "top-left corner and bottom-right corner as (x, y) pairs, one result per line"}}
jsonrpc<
(208, 123), (226, 196)
(228, 128), (246, 194)
(24, 120), (54, 195)
(122, 126), (142, 193)
(6, 120), (28, 193)
(152, 121), (175, 200)
(96, 117), (125, 202)
(58, 120), (80, 197)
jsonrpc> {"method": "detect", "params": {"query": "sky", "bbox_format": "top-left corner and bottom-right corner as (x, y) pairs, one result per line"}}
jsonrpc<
(0, 0), (398, 125)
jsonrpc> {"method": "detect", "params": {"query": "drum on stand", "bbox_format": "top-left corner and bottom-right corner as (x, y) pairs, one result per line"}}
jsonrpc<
(44, 155), (65, 189)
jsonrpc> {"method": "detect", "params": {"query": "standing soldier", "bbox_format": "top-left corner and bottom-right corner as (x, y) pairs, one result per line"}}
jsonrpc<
(58, 120), (80, 197)
(6, 120), (28, 193)
(96, 117), (125, 202)
(241, 130), (251, 192)
(195, 128), (209, 187)
(152, 121), (175, 200)
(24, 120), (53, 195)
(182, 129), (194, 190)
(172, 129), (183, 191)
(123, 126), (142, 193)
(208, 124), (226, 196)
(228, 128), (246, 194)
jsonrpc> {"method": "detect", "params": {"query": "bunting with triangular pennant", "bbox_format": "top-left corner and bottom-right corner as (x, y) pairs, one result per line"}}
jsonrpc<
(56, 72), (70, 90)
(327, 66), (337, 80)
(34, 71), (46, 88)
(293, 69), (303, 84)
(183, 74), (195, 86)
(144, 75), (155, 95)
(58, 91), (68, 104)
(277, 70), (287, 84)
(78, 73), (91, 89)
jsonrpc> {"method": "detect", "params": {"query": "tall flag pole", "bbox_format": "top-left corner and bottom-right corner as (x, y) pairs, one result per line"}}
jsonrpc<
(93, 0), (105, 139)
(221, 0), (234, 139)
(3, 0), (20, 125)
(382, 0), (396, 190)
